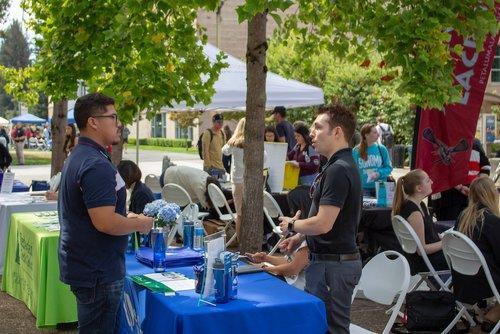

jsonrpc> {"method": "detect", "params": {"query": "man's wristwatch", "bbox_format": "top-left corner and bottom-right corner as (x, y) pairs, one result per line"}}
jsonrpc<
(287, 219), (296, 233)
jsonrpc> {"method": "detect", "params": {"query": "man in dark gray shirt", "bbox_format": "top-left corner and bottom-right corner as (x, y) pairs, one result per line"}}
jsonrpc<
(272, 106), (296, 152)
(279, 104), (362, 334)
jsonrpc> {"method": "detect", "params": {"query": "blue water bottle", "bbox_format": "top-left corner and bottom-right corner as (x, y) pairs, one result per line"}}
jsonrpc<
(213, 258), (228, 304)
(193, 220), (204, 251)
(183, 219), (194, 249)
(153, 229), (166, 272)
(377, 181), (387, 207)
(230, 253), (238, 299)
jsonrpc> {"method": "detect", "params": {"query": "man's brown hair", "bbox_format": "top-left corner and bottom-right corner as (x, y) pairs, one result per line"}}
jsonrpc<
(317, 104), (356, 143)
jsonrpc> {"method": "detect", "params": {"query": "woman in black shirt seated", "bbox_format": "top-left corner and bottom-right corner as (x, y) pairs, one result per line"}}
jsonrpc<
(392, 169), (448, 275)
(117, 160), (155, 215)
(454, 176), (500, 331)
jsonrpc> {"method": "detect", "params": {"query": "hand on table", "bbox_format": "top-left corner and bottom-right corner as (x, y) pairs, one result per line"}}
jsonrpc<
(45, 190), (58, 201)
(245, 252), (267, 264)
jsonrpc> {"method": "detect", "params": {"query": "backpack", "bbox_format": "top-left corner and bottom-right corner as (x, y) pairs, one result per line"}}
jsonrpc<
(380, 124), (394, 148)
(197, 129), (226, 160)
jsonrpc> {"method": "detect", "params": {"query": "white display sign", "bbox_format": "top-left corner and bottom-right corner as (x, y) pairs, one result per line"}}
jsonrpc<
(264, 142), (288, 193)
(0, 171), (15, 194)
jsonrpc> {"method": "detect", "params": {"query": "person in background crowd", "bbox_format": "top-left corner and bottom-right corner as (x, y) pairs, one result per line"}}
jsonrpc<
(162, 164), (221, 211)
(0, 137), (12, 170)
(272, 106), (296, 152)
(264, 124), (279, 142)
(287, 123), (320, 185)
(279, 104), (362, 333)
(375, 116), (394, 153)
(0, 126), (10, 146)
(454, 176), (500, 332)
(58, 93), (153, 333)
(352, 123), (393, 197)
(392, 169), (448, 276)
(24, 126), (33, 141)
(43, 123), (51, 141)
(222, 118), (250, 241)
(117, 160), (155, 215)
(222, 124), (233, 174)
(431, 138), (491, 221)
(11, 123), (26, 165)
(121, 126), (130, 153)
(202, 113), (226, 179)
(63, 124), (78, 158)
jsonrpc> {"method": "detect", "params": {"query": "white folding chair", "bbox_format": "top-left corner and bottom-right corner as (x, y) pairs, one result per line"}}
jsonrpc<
(350, 251), (411, 334)
(144, 174), (162, 194)
(28, 137), (37, 149)
(162, 183), (209, 220)
(442, 231), (500, 334)
(263, 191), (286, 255)
(207, 183), (236, 247)
(392, 215), (450, 291)
(392, 215), (476, 328)
(166, 203), (201, 246)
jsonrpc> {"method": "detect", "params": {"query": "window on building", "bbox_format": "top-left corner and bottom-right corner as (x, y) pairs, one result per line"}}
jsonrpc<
(175, 122), (193, 140)
(492, 46), (500, 83)
(150, 113), (166, 137)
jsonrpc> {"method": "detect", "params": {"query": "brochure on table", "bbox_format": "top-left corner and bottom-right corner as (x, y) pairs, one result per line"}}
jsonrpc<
(0, 171), (14, 194)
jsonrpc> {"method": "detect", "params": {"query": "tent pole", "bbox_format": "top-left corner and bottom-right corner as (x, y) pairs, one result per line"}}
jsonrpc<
(136, 111), (140, 164)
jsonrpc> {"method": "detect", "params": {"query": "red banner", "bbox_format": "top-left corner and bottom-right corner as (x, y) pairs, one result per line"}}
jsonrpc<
(414, 10), (500, 194)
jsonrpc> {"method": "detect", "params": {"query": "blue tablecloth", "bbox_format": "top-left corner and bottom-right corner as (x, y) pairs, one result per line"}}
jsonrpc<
(135, 246), (203, 268)
(120, 254), (327, 334)
(12, 180), (29, 193)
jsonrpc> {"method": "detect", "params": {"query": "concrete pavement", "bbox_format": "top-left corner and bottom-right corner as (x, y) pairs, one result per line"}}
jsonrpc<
(11, 147), (408, 187)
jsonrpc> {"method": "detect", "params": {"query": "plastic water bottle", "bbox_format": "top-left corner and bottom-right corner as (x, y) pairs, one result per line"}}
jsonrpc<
(230, 253), (238, 299)
(153, 230), (166, 272)
(213, 258), (228, 303)
(183, 219), (194, 249)
(377, 181), (387, 207)
(193, 220), (204, 251)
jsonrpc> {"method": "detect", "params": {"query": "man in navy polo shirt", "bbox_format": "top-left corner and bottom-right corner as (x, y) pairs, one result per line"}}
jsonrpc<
(279, 104), (362, 334)
(58, 93), (153, 333)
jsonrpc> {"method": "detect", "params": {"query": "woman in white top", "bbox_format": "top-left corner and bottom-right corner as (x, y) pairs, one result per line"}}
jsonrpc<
(222, 118), (246, 240)
(246, 241), (309, 290)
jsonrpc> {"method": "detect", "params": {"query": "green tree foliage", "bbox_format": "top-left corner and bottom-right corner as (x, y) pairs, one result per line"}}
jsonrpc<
(277, 0), (498, 109)
(0, 0), (9, 24)
(23, 0), (227, 123)
(0, 20), (32, 115)
(267, 38), (414, 144)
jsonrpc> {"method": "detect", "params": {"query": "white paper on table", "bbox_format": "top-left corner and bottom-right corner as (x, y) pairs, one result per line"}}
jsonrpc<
(144, 272), (195, 291)
(0, 171), (15, 194)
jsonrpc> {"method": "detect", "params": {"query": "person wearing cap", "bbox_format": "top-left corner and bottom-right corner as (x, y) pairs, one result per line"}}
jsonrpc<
(202, 113), (226, 179)
(272, 106), (296, 152)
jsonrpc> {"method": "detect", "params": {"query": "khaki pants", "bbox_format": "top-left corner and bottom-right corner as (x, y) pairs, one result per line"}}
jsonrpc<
(15, 140), (25, 164)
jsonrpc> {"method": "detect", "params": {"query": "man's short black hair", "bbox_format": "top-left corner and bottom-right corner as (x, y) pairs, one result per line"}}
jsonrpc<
(74, 93), (115, 130)
(317, 104), (356, 143)
(272, 106), (286, 118)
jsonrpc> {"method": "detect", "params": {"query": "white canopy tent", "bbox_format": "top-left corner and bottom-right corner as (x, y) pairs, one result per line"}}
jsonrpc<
(163, 43), (324, 111)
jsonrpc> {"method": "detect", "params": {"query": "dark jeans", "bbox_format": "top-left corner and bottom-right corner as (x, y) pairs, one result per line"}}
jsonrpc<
(71, 278), (124, 334)
(305, 259), (362, 334)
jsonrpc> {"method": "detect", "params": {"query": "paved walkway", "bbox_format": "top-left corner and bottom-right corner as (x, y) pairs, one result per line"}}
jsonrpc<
(11, 147), (408, 186)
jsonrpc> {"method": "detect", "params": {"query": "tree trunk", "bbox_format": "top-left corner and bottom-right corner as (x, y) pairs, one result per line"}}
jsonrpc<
(51, 100), (67, 176)
(240, 12), (267, 253)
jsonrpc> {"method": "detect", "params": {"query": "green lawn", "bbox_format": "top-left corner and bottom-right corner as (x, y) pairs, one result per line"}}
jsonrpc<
(9, 149), (52, 165)
(130, 145), (198, 154)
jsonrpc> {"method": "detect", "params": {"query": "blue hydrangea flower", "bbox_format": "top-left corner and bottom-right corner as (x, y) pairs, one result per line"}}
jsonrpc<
(157, 203), (181, 225)
(143, 199), (167, 217)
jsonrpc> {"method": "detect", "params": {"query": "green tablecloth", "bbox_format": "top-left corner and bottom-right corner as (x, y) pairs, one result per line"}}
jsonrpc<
(1, 212), (77, 328)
